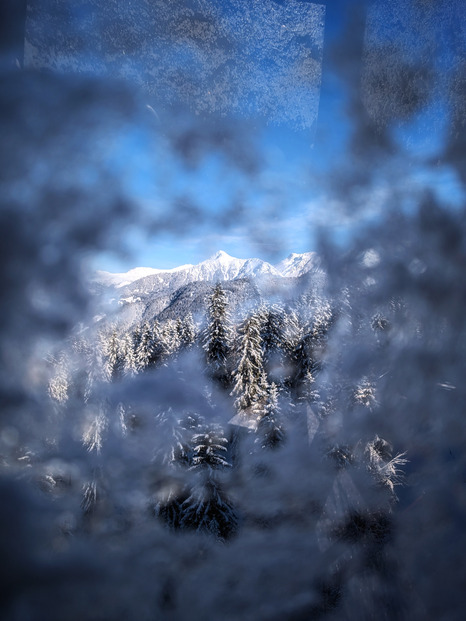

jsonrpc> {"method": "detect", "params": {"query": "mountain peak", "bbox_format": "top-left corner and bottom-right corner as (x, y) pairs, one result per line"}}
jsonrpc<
(275, 251), (319, 277)
(211, 250), (233, 260)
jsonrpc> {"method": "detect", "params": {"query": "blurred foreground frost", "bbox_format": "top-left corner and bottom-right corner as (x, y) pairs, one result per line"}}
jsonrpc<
(1, 3), (466, 620)
(3, 159), (466, 618)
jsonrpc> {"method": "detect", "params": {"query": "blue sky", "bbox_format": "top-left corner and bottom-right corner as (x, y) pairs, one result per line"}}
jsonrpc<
(25, 0), (465, 272)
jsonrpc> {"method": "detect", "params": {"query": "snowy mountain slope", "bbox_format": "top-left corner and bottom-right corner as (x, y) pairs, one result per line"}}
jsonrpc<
(94, 250), (315, 293)
(275, 252), (320, 278)
(144, 271), (318, 324)
(91, 262), (326, 331)
(103, 251), (282, 300)
(94, 263), (194, 289)
(147, 278), (262, 324)
(91, 251), (324, 324)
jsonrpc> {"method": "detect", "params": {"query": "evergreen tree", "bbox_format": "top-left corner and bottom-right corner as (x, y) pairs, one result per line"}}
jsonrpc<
(292, 303), (334, 397)
(293, 331), (314, 385)
(179, 422), (237, 540)
(203, 283), (234, 388)
(179, 479), (238, 541)
(231, 311), (268, 417)
(135, 322), (150, 371)
(280, 308), (300, 387)
(152, 409), (194, 531)
(80, 402), (109, 518)
(259, 303), (291, 386)
(260, 304), (284, 355)
(301, 369), (336, 421)
(256, 382), (286, 449)
(353, 377), (377, 410)
(130, 324), (141, 361)
(179, 313), (196, 350)
(80, 333), (108, 404)
(154, 416), (237, 539)
(283, 307), (300, 352)
(103, 326), (125, 382)
(162, 319), (181, 358)
(135, 320), (163, 371)
(153, 407), (190, 467)
(190, 424), (231, 471)
(122, 331), (138, 376)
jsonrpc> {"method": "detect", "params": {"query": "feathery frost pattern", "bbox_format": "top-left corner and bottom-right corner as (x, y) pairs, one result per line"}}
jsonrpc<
(4, 1), (465, 616)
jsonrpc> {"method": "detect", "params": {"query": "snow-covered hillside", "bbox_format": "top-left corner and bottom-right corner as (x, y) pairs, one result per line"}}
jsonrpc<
(94, 263), (195, 289)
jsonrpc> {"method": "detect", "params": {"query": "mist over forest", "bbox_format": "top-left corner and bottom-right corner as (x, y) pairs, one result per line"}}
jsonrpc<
(1, 1), (465, 620)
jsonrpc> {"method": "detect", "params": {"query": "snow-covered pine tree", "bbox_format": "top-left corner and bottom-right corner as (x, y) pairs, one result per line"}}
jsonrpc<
(231, 310), (268, 419)
(179, 422), (237, 540)
(153, 407), (190, 468)
(121, 331), (138, 376)
(300, 366), (336, 415)
(294, 329), (318, 381)
(203, 283), (234, 388)
(130, 324), (141, 360)
(150, 320), (164, 365)
(190, 424), (231, 472)
(259, 303), (288, 386)
(135, 320), (163, 371)
(102, 326), (125, 382)
(178, 313), (197, 350)
(162, 319), (181, 358)
(311, 300), (335, 344)
(292, 302), (334, 398)
(353, 376), (377, 410)
(179, 479), (238, 540)
(256, 382), (286, 449)
(278, 307), (300, 387)
(77, 333), (108, 404)
(152, 412), (210, 526)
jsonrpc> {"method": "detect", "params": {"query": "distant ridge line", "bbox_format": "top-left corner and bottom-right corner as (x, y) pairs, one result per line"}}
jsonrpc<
(94, 250), (319, 289)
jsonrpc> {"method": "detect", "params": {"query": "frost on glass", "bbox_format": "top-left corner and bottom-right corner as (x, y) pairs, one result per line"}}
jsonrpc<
(25, 0), (325, 129)
(1, 1), (465, 620)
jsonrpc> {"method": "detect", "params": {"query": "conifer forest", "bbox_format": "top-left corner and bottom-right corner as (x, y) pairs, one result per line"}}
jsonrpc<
(49, 281), (406, 544)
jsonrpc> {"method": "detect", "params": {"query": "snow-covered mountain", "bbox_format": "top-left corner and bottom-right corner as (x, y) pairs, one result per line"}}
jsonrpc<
(94, 263), (195, 289)
(94, 250), (317, 292)
(91, 250), (324, 326)
(275, 252), (320, 278)
(94, 250), (282, 296)
(165, 250), (283, 282)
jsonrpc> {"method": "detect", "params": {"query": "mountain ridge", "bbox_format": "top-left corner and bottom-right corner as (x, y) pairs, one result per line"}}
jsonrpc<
(94, 250), (319, 290)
